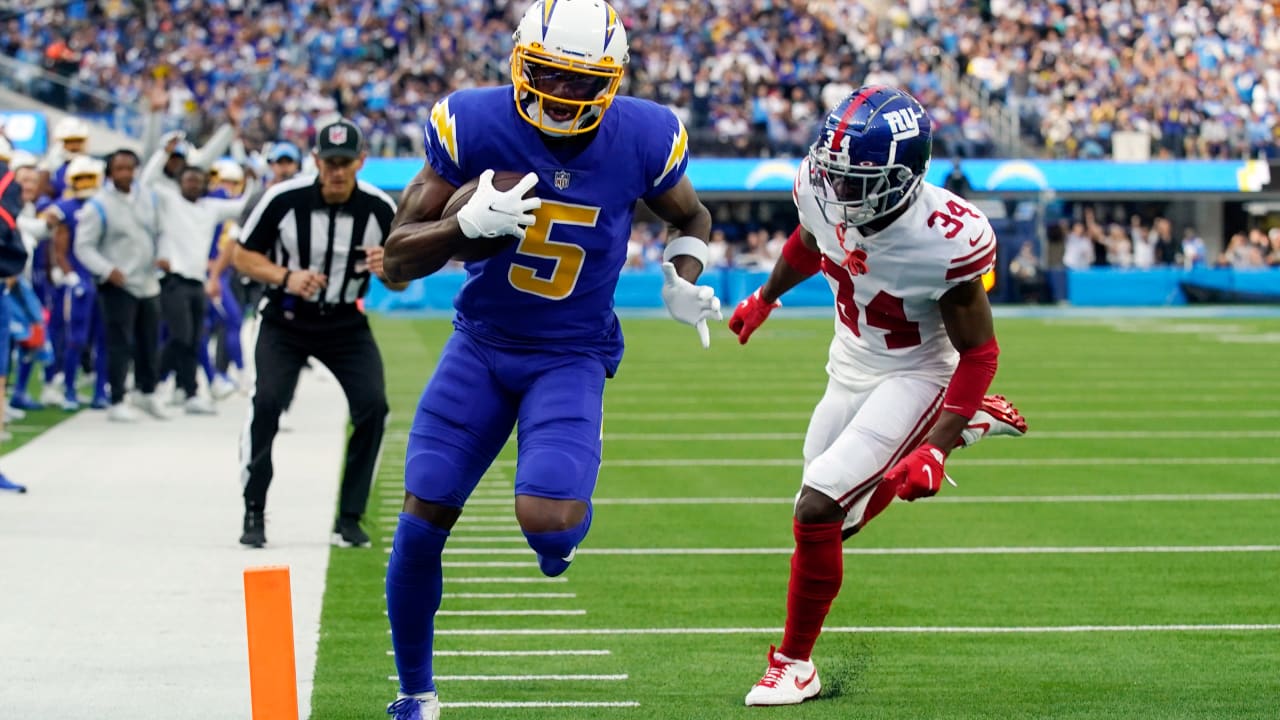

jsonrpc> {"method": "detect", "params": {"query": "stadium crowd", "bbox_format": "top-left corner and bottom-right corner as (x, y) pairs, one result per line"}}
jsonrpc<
(4, 1), (1279, 161)
(922, 0), (1280, 159)
(0, 0), (985, 159)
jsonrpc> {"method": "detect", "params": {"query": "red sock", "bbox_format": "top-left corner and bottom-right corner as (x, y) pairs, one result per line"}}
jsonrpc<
(778, 518), (844, 661)
(860, 480), (898, 528)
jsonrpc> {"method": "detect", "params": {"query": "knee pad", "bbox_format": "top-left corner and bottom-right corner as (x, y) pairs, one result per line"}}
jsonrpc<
(515, 447), (599, 502)
(523, 503), (592, 578)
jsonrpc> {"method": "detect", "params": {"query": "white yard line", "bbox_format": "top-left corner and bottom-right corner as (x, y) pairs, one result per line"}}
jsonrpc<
(487, 457), (1280, 468)
(436, 610), (586, 617)
(422, 650), (611, 657)
(443, 561), (537, 568)
(441, 593), (576, 599)
(425, 674), (626, 681)
(436, 624), (1280, 637)
(448, 577), (568, 584)
(600, 410), (1280, 421)
(601, 430), (1280, 441)
(469, 493), (1280, 507)
(440, 701), (639, 709)
(434, 544), (1280, 557)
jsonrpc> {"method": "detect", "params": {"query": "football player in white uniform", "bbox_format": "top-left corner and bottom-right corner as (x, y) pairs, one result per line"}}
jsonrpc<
(729, 86), (1027, 706)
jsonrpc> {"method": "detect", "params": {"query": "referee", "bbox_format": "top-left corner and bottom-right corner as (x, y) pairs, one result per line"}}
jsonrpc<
(232, 119), (407, 548)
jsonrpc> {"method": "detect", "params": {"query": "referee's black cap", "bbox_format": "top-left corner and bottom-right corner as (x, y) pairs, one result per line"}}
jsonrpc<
(315, 119), (364, 159)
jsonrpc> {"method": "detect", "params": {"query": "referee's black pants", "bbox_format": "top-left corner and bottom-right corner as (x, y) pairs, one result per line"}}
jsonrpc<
(241, 308), (389, 518)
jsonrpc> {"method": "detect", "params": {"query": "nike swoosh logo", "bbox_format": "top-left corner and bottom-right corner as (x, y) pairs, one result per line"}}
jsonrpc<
(795, 669), (817, 691)
(562, 547), (577, 563)
(923, 466), (934, 484)
(967, 232), (986, 247)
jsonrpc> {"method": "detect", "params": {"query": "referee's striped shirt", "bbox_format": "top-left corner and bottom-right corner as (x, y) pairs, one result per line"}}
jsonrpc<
(239, 174), (396, 308)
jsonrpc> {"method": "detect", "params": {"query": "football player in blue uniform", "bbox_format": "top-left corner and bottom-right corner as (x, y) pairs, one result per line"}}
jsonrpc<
(380, 1), (721, 716)
(43, 155), (110, 410)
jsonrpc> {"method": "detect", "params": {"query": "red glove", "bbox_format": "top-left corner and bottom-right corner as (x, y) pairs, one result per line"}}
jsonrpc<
(728, 288), (780, 345)
(886, 443), (948, 502)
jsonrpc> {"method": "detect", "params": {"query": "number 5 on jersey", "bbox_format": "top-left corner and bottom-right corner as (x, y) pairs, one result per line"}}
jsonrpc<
(508, 200), (600, 300)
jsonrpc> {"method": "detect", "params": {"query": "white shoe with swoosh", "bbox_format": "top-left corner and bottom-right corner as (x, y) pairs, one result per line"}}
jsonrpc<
(745, 645), (821, 706)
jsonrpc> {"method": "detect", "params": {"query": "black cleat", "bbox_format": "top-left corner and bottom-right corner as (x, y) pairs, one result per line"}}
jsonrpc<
(331, 516), (370, 548)
(240, 510), (266, 548)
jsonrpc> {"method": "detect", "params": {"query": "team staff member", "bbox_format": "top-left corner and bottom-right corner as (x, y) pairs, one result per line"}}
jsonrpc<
(74, 149), (167, 423)
(232, 119), (406, 548)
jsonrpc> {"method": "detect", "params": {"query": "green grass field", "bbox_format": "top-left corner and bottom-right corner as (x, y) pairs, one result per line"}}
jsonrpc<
(311, 314), (1280, 719)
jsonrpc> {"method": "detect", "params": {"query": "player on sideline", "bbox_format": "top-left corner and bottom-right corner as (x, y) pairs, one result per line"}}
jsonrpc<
(380, 1), (721, 717)
(728, 86), (1028, 706)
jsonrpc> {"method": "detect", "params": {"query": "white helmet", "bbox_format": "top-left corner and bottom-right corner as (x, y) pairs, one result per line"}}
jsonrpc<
(65, 154), (104, 199)
(510, 0), (629, 136)
(9, 150), (38, 171)
(54, 117), (91, 144)
(213, 159), (244, 184)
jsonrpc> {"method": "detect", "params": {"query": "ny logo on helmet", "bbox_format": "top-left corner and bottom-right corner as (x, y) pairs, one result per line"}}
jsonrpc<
(329, 125), (348, 145)
(884, 109), (922, 141)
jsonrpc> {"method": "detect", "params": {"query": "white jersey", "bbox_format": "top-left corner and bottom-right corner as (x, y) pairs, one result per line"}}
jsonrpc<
(794, 158), (997, 391)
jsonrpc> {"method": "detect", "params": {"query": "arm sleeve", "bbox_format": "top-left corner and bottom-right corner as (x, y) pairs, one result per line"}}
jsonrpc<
(71, 200), (114, 280)
(189, 123), (235, 169)
(140, 148), (177, 195)
(424, 96), (465, 187)
(643, 106), (689, 201)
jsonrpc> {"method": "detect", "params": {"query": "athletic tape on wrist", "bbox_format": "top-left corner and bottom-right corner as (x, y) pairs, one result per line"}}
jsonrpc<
(662, 235), (710, 269)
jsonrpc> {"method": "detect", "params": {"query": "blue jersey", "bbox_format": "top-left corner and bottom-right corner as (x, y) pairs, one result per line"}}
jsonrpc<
(424, 86), (690, 371)
(48, 197), (88, 276)
(51, 162), (70, 200)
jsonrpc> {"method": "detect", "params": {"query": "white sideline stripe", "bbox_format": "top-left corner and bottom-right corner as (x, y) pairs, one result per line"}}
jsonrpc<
(441, 593), (576, 599)
(437, 545), (1280, 557)
(436, 624), (1280, 637)
(441, 702), (640, 709)
(436, 610), (586, 617)
(448, 577), (568, 584)
(489, 457), (1280, 468)
(428, 674), (626, 682)
(384, 536), (528, 545)
(528, 493), (1280, 507)
(443, 561), (537, 568)
(602, 409), (1280, 421)
(416, 650), (611, 657)
(601, 430), (1280, 441)
(600, 394), (1259, 405)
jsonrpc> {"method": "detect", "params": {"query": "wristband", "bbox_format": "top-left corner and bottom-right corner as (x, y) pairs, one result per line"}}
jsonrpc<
(662, 235), (710, 269)
(281, 269), (291, 288)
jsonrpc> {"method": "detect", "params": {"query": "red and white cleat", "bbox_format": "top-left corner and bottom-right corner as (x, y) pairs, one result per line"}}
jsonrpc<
(956, 394), (1028, 449)
(744, 645), (821, 707)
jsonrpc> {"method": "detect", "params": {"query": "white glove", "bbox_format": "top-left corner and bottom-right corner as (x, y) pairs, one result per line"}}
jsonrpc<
(661, 261), (723, 349)
(59, 271), (81, 288)
(456, 170), (542, 241)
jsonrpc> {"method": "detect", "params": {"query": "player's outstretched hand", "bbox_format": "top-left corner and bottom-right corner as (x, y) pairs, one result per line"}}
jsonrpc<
(886, 443), (948, 502)
(661, 262), (723, 350)
(457, 169), (542, 240)
(727, 288), (780, 345)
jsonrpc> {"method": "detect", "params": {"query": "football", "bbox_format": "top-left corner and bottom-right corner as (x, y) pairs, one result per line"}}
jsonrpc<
(441, 170), (535, 262)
